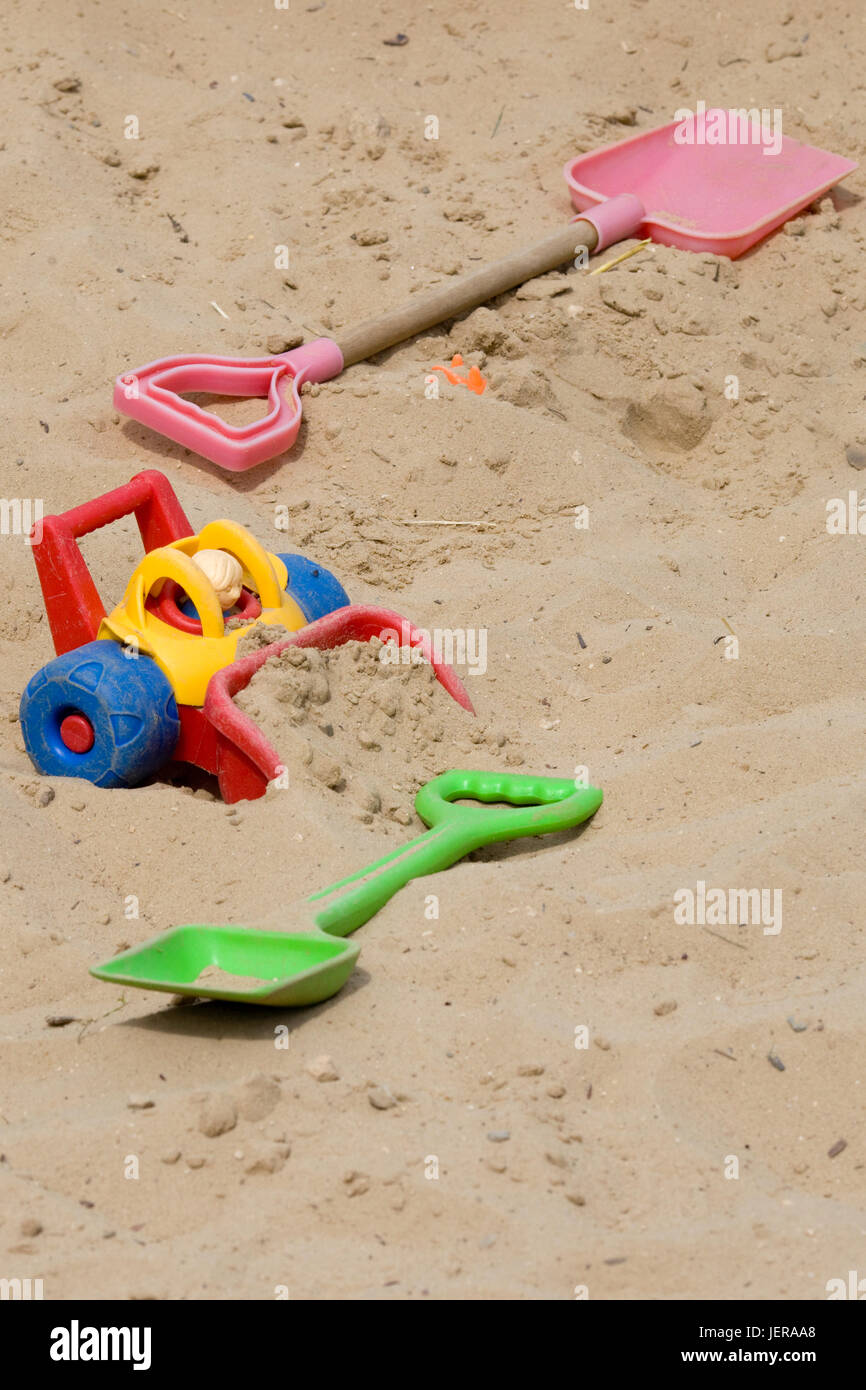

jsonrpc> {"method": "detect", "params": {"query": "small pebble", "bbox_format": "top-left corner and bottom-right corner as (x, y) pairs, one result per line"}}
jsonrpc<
(654, 1000), (677, 1017)
(20, 1218), (43, 1237)
(306, 1054), (340, 1082)
(368, 1086), (397, 1110)
(487, 1130), (510, 1143)
(127, 1094), (155, 1110)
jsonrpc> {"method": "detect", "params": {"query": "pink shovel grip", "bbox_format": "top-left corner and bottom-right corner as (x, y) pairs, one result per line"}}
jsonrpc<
(113, 338), (344, 473)
(571, 193), (645, 252)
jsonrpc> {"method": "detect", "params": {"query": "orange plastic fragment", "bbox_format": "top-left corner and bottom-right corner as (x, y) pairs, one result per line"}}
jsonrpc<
(430, 354), (487, 396)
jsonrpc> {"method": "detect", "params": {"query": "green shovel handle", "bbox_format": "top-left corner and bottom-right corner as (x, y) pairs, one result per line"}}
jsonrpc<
(308, 770), (602, 940)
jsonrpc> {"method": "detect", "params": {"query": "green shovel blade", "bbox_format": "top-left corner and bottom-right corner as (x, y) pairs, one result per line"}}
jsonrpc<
(90, 924), (360, 1006)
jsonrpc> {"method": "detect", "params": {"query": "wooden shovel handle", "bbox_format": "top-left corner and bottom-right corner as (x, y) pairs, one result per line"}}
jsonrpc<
(336, 219), (599, 367)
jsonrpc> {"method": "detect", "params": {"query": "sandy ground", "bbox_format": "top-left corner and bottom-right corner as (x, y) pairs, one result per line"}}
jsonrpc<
(1, 0), (865, 1300)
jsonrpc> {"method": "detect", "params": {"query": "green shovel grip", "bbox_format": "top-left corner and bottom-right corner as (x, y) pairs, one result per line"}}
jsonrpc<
(309, 770), (602, 940)
(415, 769), (602, 840)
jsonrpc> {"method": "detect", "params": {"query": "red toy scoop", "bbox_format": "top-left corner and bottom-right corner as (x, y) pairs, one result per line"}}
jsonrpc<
(199, 605), (474, 803)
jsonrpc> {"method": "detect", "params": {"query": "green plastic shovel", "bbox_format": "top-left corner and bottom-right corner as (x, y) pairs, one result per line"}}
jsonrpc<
(90, 769), (602, 1006)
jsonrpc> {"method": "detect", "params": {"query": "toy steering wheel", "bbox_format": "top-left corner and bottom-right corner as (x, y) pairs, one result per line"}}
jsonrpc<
(134, 525), (288, 636)
(151, 580), (261, 635)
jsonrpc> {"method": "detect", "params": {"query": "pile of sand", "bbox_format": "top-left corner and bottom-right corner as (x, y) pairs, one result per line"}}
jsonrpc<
(234, 635), (521, 825)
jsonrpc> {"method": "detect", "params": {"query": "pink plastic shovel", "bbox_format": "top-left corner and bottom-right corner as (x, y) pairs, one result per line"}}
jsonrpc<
(115, 110), (855, 472)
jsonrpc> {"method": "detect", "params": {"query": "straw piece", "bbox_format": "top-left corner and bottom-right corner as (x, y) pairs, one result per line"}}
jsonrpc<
(588, 238), (652, 276)
(395, 519), (491, 528)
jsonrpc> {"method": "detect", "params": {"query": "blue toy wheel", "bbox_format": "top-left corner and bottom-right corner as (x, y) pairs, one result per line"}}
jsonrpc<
(275, 552), (350, 623)
(20, 640), (180, 789)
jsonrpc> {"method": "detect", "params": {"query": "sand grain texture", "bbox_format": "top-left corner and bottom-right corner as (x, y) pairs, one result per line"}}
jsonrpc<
(0, 0), (864, 1300)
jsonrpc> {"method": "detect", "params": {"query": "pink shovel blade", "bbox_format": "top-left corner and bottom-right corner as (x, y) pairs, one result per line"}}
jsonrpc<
(114, 338), (344, 472)
(565, 110), (857, 258)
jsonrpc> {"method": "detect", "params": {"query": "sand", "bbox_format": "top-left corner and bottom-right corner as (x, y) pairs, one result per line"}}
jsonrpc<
(0, 1), (864, 1301)
(234, 636), (515, 826)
